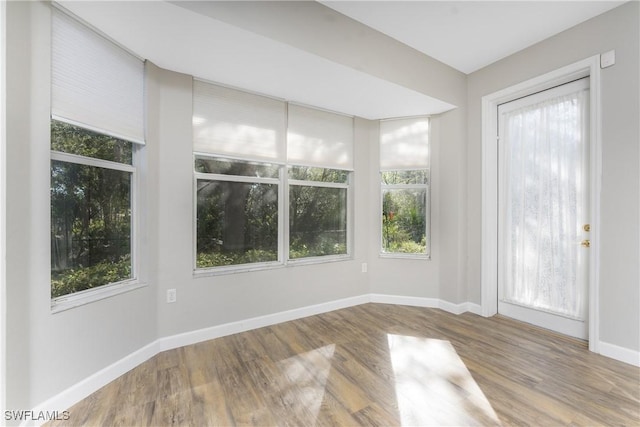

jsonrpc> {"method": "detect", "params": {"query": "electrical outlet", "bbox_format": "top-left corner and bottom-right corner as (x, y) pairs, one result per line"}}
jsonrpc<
(167, 288), (177, 303)
(361, 263), (368, 273)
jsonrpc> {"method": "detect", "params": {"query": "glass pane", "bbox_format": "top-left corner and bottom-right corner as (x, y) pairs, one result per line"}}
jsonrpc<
(195, 157), (279, 178)
(382, 188), (427, 254)
(51, 160), (132, 298)
(382, 169), (428, 185)
(51, 120), (133, 165)
(288, 166), (348, 183)
(289, 186), (347, 259)
(197, 180), (278, 268)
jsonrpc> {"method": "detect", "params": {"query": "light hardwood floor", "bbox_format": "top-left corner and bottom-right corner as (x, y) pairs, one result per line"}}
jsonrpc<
(48, 304), (640, 426)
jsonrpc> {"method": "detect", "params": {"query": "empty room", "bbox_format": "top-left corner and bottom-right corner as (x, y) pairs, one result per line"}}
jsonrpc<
(1, 0), (639, 425)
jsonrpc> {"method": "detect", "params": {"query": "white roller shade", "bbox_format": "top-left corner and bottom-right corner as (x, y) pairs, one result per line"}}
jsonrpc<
(193, 81), (286, 163)
(287, 104), (353, 170)
(380, 117), (429, 170)
(51, 10), (145, 144)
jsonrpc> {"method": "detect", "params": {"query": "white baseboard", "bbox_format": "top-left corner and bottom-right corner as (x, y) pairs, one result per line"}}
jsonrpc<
(158, 294), (370, 352)
(599, 340), (640, 367)
(370, 294), (483, 316)
(465, 302), (483, 316)
(26, 340), (159, 425)
(370, 293), (440, 308)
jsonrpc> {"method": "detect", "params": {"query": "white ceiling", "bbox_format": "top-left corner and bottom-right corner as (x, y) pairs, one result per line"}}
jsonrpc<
(59, 1), (623, 119)
(321, 1), (625, 74)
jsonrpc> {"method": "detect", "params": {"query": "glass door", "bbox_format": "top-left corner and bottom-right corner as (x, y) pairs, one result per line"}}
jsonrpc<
(497, 78), (590, 340)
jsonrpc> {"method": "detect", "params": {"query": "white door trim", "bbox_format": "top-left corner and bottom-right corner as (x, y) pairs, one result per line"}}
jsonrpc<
(481, 56), (602, 353)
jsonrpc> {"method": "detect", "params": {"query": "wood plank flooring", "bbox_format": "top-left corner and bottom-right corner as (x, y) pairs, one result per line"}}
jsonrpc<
(47, 304), (640, 426)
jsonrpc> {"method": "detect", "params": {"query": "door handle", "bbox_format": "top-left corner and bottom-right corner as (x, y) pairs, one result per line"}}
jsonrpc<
(581, 239), (590, 248)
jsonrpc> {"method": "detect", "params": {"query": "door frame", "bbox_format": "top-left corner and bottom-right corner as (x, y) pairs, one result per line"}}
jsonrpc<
(480, 56), (602, 352)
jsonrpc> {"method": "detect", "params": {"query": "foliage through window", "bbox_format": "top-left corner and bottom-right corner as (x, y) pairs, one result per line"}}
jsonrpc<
(289, 167), (348, 259)
(195, 157), (280, 268)
(195, 157), (351, 270)
(381, 170), (429, 256)
(50, 120), (135, 298)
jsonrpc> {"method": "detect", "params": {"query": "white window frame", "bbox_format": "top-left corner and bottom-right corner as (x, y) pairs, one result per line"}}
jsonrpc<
(193, 154), (283, 274)
(50, 130), (144, 313)
(192, 82), (354, 276)
(193, 155), (353, 276)
(380, 171), (430, 259)
(287, 166), (352, 265)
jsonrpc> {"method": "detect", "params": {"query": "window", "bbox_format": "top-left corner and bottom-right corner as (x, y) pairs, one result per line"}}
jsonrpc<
(50, 9), (144, 301)
(289, 166), (349, 259)
(50, 121), (135, 298)
(380, 117), (430, 257)
(195, 157), (279, 268)
(193, 81), (353, 272)
(382, 170), (428, 255)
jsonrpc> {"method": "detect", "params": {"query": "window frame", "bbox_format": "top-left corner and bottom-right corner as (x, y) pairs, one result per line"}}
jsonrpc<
(50, 125), (144, 312)
(193, 154), (284, 274)
(193, 155), (353, 276)
(286, 166), (352, 264)
(380, 172), (430, 259)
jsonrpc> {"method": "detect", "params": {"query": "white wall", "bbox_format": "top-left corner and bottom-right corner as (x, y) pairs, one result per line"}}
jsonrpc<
(466, 1), (640, 352)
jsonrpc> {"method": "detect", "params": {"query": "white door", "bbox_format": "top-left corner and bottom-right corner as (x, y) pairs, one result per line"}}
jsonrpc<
(497, 78), (590, 340)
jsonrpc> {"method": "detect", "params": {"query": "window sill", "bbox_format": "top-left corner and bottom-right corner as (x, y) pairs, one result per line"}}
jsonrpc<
(194, 261), (284, 277)
(380, 252), (431, 260)
(287, 254), (352, 267)
(193, 254), (352, 278)
(51, 280), (147, 314)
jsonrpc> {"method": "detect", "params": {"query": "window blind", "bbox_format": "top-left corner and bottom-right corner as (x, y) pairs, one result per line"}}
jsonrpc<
(193, 80), (286, 163)
(287, 104), (354, 170)
(51, 9), (145, 144)
(379, 117), (429, 170)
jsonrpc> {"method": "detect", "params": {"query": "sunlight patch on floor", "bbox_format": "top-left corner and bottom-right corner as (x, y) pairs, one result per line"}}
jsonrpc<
(277, 344), (335, 424)
(387, 335), (500, 426)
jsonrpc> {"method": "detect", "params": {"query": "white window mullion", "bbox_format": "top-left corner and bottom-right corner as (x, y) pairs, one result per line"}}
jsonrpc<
(382, 183), (427, 191)
(194, 171), (279, 185)
(347, 172), (354, 257)
(281, 165), (289, 265)
(288, 179), (349, 189)
(50, 150), (135, 173)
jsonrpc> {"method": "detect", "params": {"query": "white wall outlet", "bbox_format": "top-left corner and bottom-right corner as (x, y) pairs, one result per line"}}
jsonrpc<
(601, 50), (615, 68)
(167, 288), (177, 303)
(361, 263), (368, 273)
